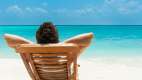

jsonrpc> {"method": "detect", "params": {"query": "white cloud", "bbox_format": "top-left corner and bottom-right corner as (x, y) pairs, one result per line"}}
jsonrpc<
(54, 7), (96, 17)
(55, 8), (67, 13)
(25, 7), (48, 14)
(7, 5), (23, 14)
(6, 0), (142, 19)
(123, 0), (142, 13)
(51, 0), (142, 18)
(25, 7), (33, 13)
(35, 7), (48, 13)
(6, 4), (48, 16)
(75, 7), (95, 15)
(103, 0), (142, 14)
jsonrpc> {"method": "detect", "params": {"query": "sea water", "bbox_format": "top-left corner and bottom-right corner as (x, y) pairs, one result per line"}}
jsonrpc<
(0, 25), (142, 58)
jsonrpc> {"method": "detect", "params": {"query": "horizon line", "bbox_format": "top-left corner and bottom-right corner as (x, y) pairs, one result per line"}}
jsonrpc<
(0, 25), (142, 26)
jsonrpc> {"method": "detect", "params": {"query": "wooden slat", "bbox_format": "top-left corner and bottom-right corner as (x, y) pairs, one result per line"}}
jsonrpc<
(37, 68), (66, 72)
(20, 53), (36, 80)
(34, 60), (67, 63)
(32, 53), (67, 57)
(16, 43), (79, 53)
(18, 43), (77, 47)
(41, 77), (67, 79)
(34, 59), (67, 62)
(40, 75), (67, 79)
(37, 68), (67, 71)
(37, 68), (67, 72)
(34, 61), (67, 65)
(41, 78), (66, 80)
(17, 47), (78, 53)
(40, 77), (67, 80)
(40, 74), (67, 76)
(40, 75), (67, 78)
(73, 57), (77, 80)
(33, 56), (67, 59)
(33, 57), (67, 61)
(40, 74), (67, 78)
(35, 64), (67, 69)
(39, 73), (66, 76)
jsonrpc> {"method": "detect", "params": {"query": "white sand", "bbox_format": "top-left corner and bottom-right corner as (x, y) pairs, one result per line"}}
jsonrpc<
(1, 57), (142, 80)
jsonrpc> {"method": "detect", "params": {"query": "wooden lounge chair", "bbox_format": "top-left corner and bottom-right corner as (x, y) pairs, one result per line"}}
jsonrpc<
(4, 33), (93, 80)
(16, 43), (79, 80)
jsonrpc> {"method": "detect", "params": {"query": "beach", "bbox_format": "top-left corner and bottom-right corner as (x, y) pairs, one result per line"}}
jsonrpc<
(1, 57), (142, 80)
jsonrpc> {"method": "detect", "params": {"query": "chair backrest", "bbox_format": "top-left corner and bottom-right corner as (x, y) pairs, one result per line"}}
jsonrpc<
(16, 43), (79, 80)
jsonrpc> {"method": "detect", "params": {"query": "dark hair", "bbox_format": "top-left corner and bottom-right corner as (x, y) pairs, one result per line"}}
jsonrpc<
(36, 22), (59, 44)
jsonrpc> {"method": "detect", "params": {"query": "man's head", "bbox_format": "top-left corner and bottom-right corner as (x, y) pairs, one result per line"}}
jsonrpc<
(36, 22), (59, 44)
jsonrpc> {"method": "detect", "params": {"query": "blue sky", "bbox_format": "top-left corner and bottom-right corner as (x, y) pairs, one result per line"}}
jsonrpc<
(0, 0), (142, 25)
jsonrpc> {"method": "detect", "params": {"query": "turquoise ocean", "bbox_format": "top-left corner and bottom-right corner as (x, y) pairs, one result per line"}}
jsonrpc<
(0, 25), (142, 58)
